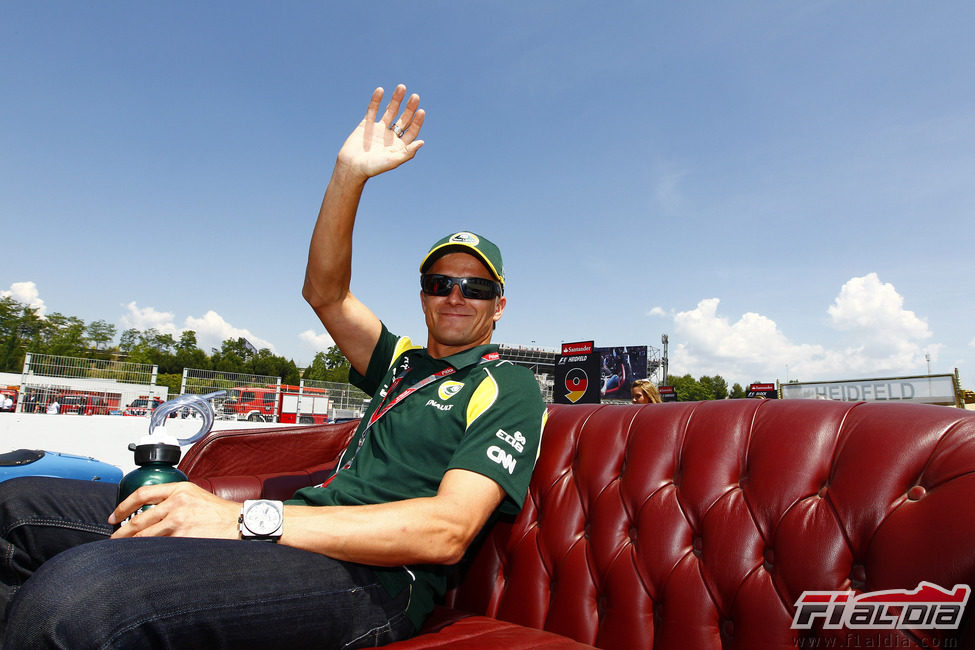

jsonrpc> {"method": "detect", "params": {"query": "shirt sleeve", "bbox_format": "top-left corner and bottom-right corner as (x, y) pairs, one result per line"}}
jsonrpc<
(446, 362), (547, 515)
(348, 323), (417, 397)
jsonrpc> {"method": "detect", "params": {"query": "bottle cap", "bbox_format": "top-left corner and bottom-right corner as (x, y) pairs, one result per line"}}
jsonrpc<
(130, 428), (182, 466)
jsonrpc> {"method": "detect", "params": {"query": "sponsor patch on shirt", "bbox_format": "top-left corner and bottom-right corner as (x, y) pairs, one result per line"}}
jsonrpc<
(425, 399), (453, 411)
(487, 445), (517, 474)
(495, 428), (525, 452)
(438, 381), (464, 401)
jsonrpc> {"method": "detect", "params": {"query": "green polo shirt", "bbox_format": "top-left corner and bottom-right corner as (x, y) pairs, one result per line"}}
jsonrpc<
(288, 323), (547, 631)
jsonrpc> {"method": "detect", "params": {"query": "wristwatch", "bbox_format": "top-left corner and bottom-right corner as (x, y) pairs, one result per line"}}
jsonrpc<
(239, 499), (284, 542)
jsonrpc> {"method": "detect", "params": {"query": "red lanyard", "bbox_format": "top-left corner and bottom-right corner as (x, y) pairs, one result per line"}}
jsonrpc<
(326, 350), (500, 480)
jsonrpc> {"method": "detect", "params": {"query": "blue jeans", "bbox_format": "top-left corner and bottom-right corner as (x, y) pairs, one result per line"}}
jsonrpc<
(0, 477), (414, 649)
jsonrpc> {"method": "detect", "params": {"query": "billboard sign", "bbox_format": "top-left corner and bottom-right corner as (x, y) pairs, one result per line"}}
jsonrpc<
(781, 374), (957, 405)
(595, 346), (648, 401)
(554, 341), (601, 404)
(658, 385), (678, 402)
(747, 383), (778, 399)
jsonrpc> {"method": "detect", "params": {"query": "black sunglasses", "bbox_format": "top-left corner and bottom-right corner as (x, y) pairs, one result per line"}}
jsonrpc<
(420, 274), (502, 300)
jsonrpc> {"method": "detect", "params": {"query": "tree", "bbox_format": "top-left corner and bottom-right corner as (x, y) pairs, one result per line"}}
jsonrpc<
(39, 313), (87, 356)
(155, 373), (183, 399)
(0, 299), (318, 392)
(730, 383), (746, 399)
(665, 374), (735, 401)
(119, 328), (140, 353)
(177, 330), (198, 352)
(0, 297), (38, 372)
(86, 320), (117, 351)
(304, 345), (351, 383)
(699, 375), (729, 400)
(176, 345), (209, 372)
(667, 374), (711, 402)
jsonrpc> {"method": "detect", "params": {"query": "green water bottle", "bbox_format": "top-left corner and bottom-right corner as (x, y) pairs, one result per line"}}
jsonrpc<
(115, 430), (187, 528)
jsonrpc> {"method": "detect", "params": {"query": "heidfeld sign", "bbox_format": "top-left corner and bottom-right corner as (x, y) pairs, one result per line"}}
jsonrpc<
(554, 341), (600, 405)
(781, 374), (958, 405)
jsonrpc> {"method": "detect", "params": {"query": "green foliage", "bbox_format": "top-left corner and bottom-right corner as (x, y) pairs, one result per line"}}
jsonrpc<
(667, 374), (712, 401)
(155, 373), (183, 397)
(665, 373), (740, 402)
(304, 345), (351, 383)
(730, 383), (747, 399)
(0, 295), (306, 384)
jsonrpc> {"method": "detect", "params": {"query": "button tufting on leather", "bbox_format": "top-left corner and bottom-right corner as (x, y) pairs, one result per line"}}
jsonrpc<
(628, 526), (638, 543)
(907, 485), (926, 501)
(721, 619), (734, 637)
(817, 484), (829, 498)
(692, 535), (703, 557)
(763, 547), (774, 571)
(850, 564), (867, 589)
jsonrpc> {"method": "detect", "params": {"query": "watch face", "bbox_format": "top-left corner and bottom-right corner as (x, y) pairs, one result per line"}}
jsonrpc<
(243, 501), (282, 536)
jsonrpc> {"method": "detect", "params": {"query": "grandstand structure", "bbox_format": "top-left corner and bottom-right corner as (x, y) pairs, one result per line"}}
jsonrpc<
(499, 344), (559, 402)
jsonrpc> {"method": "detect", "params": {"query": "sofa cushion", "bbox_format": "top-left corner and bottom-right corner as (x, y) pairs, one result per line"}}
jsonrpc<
(455, 400), (975, 648)
(183, 400), (975, 648)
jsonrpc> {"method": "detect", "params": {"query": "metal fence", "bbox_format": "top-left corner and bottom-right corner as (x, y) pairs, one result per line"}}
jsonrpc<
(24, 353), (156, 384)
(16, 353), (162, 415)
(180, 368), (370, 424)
(300, 378), (370, 421)
(11, 353), (551, 422)
(180, 368), (280, 422)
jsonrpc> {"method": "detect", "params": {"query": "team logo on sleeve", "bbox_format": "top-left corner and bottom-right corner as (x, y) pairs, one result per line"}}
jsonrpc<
(438, 381), (464, 401)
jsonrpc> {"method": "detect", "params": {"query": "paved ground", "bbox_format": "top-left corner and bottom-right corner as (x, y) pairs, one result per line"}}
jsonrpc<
(0, 412), (286, 474)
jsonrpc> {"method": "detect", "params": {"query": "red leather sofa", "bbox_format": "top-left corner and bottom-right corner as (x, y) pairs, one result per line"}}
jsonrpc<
(179, 399), (975, 649)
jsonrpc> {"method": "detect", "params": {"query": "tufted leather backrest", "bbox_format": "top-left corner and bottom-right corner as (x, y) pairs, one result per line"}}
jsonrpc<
(450, 399), (975, 649)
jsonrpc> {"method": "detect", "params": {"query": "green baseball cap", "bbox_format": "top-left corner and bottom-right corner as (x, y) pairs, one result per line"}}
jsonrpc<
(419, 231), (505, 286)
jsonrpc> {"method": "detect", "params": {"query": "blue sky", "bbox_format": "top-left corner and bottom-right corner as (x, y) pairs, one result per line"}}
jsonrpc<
(3, 2), (973, 388)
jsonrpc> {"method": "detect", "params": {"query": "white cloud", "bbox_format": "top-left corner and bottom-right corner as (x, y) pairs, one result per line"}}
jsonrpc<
(118, 302), (275, 353)
(663, 274), (937, 383)
(184, 311), (275, 354)
(2, 281), (47, 316)
(299, 329), (335, 354)
(120, 302), (179, 335)
(648, 306), (668, 317)
(828, 273), (931, 340)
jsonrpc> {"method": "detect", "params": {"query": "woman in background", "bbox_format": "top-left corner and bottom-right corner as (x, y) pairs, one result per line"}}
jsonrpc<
(631, 379), (662, 404)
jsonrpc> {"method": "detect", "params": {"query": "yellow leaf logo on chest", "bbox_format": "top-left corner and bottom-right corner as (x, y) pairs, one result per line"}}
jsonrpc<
(438, 381), (464, 401)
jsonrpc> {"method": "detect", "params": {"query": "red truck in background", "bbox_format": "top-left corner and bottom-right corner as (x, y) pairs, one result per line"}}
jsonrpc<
(56, 392), (120, 415)
(220, 385), (330, 424)
(123, 396), (165, 416)
(0, 387), (17, 412)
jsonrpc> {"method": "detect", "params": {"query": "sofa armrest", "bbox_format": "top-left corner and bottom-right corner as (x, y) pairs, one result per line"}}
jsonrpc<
(178, 420), (358, 480)
(189, 462), (338, 501)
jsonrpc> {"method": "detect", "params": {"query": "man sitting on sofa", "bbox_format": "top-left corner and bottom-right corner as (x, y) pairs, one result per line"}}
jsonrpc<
(0, 84), (546, 648)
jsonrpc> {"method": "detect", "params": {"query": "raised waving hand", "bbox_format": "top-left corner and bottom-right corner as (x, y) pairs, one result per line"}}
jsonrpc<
(337, 84), (426, 180)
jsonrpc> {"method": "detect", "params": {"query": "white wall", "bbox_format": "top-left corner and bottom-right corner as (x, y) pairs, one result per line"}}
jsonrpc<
(0, 413), (290, 474)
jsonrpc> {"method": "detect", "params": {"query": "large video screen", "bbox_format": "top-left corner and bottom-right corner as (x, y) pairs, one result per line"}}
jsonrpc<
(595, 346), (648, 400)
